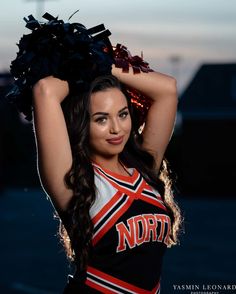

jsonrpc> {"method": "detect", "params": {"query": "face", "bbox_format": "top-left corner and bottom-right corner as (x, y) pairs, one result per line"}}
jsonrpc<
(89, 87), (132, 161)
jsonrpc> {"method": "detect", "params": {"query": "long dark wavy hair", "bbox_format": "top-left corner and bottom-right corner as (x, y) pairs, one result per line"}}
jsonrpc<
(58, 75), (183, 272)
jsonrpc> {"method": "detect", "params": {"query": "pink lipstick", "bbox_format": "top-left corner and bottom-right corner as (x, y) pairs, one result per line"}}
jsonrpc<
(106, 136), (124, 145)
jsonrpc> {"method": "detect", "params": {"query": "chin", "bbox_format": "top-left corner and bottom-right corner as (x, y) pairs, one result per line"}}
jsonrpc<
(102, 145), (125, 157)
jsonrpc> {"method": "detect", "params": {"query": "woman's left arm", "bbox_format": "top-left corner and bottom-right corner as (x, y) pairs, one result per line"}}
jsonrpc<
(112, 65), (178, 170)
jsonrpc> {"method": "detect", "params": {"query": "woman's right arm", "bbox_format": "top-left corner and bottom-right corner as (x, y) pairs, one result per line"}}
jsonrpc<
(32, 76), (73, 212)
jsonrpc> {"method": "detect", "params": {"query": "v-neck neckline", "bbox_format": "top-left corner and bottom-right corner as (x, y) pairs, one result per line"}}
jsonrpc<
(92, 161), (137, 182)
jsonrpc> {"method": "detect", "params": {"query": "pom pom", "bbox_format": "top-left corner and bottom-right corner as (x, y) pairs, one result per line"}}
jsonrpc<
(113, 43), (153, 74)
(6, 12), (114, 121)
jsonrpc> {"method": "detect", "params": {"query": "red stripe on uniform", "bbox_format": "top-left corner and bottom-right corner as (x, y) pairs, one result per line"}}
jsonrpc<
(92, 190), (123, 225)
(94, 164), (140, 184)
(144, 184), (164, 201)
(92, 197), (134, 245)
(95, 167), (140, 191)
(86, 278), (116, 294)
(139, 195), (167, 211)
(153, 281), (160, 293)
(135, 180), (148, 198)
(86, 266), (160, 294)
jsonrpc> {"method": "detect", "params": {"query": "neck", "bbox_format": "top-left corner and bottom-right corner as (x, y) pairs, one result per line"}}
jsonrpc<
(91, 155), (130, 176)
(92, 154), (119, 171)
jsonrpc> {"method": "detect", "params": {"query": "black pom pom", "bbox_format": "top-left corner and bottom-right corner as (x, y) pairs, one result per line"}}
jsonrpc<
(6, 12), (114, 121)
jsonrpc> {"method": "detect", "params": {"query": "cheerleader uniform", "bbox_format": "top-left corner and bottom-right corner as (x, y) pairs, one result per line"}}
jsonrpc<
(64, 162), (171, 294)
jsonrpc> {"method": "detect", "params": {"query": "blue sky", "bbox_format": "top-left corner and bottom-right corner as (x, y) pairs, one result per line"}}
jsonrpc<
(0, 0), (235, 93)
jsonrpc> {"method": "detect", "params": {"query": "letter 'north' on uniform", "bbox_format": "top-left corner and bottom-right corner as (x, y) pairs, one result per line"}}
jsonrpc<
(116, 214), (171, 252)
(116, 218), (135, 252)
(155, 214), (171, 245)
(143, 214), (157, 242)
(133, 215), (147, 245)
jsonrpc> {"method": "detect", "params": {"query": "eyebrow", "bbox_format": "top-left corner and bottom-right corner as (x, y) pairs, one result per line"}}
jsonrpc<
(92, 106), (128, 117)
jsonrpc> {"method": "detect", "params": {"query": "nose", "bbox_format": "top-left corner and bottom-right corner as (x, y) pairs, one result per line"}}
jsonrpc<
(110, 118), (121, 134)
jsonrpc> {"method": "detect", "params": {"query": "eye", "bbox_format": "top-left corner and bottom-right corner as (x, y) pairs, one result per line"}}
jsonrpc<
(95, 116), (107, 124)
(119, 111), (129, 119)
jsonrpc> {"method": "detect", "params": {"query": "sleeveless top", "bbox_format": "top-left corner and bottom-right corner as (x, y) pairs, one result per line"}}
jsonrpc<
(78, 162), (171, 294)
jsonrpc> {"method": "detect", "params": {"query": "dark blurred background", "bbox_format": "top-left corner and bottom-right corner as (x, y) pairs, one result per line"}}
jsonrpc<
(1, 0), (236, 293)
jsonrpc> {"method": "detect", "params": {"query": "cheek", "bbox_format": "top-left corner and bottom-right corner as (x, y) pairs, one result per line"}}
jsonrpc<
(89, 123), (108, 141)
(124, 118), (132, 134)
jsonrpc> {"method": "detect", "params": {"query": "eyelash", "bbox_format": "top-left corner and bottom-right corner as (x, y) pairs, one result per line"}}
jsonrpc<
(95, 117), (107, 123)
(119, 111), (129, 118)
(95, 111), (129, 123)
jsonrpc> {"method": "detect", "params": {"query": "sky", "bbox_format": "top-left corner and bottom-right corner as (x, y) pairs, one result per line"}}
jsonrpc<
(0, 0), (236, 94)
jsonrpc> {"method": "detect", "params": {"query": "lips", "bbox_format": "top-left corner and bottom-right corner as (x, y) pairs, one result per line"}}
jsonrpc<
(106, 136), (124, 145)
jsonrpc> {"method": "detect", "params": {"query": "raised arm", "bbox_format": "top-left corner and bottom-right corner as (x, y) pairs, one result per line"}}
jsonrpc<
(32, 76), (73, 212)
(112, 65), (178, 171)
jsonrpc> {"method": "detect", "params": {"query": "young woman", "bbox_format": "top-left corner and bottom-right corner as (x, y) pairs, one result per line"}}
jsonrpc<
(32, 65), (182, 293)
(7, 12), (182, 293)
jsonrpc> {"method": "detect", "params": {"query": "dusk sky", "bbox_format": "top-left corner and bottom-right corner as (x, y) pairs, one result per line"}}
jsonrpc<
(0, 0), (235, 93)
